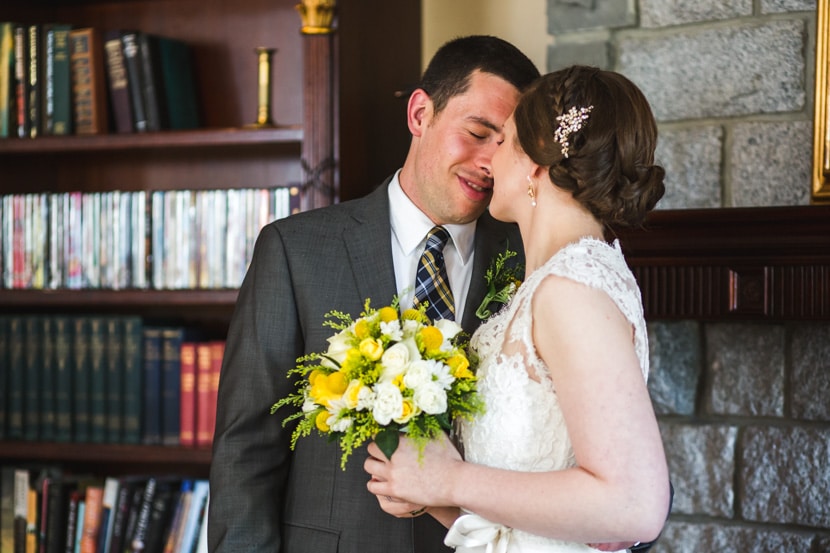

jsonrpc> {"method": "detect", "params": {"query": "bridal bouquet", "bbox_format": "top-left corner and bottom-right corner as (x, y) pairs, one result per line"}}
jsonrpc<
(272, 298), (484, 469)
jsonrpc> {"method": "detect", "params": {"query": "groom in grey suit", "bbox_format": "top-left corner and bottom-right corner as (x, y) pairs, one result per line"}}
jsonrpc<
(208, 36), (539, 553)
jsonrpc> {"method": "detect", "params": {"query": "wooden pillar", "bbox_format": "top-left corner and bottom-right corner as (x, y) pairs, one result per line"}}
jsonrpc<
(297, 0), (337, 209)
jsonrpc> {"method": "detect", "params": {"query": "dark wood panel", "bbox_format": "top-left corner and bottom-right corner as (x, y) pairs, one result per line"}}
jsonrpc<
(614, 206), (830, 321)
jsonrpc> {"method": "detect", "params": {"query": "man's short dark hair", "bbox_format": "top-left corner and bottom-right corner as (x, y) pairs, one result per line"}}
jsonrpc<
(419, 35), (541, 115)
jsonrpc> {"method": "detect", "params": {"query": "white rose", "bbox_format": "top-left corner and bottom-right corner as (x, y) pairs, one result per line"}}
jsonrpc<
(323, 329), (353, 369)
(402, 359), (434, 390)
(379, 342), (411, 381)
(434, 319), (462, 343)
(328, 415), (353, 432)
(413, 381), (447, 415)
(372, 381), (404, 425)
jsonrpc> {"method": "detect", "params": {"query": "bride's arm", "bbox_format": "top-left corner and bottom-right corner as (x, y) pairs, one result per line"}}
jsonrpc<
(365, 275), (670, 545)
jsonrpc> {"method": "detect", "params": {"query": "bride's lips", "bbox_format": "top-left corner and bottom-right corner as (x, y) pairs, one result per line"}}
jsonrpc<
(459, 175), (493, 202)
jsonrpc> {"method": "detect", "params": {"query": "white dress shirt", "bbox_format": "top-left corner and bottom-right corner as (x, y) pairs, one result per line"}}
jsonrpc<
(388, 171), (477, 318)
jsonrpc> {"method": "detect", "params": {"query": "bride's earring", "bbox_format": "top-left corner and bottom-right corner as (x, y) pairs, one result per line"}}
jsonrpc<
(526, 175), (537, 207)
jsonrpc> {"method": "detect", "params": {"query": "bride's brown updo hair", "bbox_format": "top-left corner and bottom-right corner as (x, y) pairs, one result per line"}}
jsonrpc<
(512, 65), (665, 228)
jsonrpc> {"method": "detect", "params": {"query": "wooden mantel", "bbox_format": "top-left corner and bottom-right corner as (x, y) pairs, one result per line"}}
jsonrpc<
(612, 205), (830, 321)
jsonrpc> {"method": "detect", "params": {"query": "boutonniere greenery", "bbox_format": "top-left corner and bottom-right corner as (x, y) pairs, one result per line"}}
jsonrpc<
(475, 247), (524, 320)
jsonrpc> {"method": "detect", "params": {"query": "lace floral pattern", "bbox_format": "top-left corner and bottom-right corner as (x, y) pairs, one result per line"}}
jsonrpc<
(453, 237), (648, 553)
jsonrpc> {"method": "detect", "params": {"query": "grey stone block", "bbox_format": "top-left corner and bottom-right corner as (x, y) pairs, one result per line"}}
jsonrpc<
(658, 423), (737, 516)
(705, 324), (784, 417)
(791, 324), (830, 421)
(654, 126), (723, 209)
(547, 40), (611, 71)
(548, 0), (635, 33)
(657, 521), (815, 553)
(640, 0), (752, 28)
(740, 426), (830, 527)
(618, 20), (807, 121)
(648, 321), (702, 415)
(760, 0), (817, 14)
(730, 120), (813, 207)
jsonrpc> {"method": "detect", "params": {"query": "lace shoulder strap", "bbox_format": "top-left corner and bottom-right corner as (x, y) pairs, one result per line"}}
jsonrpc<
(507, 238), (649, 382)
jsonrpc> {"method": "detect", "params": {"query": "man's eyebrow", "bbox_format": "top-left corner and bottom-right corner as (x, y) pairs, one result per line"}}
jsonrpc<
(466, 115), (500, 133)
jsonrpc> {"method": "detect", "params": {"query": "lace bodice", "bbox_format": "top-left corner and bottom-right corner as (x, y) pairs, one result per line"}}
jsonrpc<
(448, 238), (648, 553)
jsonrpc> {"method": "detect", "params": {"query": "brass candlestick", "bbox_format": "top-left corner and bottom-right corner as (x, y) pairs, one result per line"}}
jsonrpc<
(253, 47), (277, 127)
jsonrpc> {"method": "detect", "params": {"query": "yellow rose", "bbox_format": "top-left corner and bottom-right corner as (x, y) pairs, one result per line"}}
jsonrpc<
(394, 398), (418, 424)
(359, 337), (384, 361)
(344, 380), (364, 409)
(419, 326), (444, 352)
(379, 306), (398, 323)
(315, 410), (331, 432)
(447, 354), (473, 379)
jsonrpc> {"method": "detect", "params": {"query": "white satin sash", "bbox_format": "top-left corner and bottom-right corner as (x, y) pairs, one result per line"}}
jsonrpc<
(444, 513), (513, 553)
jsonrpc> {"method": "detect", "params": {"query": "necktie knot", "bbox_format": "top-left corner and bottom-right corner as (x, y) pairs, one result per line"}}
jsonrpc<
(425, 226), (451, 253)
(414, 226), (455, 321)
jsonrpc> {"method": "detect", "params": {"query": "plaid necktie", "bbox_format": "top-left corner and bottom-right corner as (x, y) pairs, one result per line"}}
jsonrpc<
(414, 226), (455, 321)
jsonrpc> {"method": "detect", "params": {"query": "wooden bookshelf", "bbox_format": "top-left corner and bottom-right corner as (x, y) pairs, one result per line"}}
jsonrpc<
(0, 0), (422, 475)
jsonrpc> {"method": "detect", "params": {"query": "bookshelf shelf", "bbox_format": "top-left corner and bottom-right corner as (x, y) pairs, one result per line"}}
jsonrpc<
(0, 126), (304, 154)
(0, 289), (240, 309)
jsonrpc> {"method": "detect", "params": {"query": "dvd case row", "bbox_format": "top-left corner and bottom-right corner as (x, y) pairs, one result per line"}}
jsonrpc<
(1, 186), (300, 290)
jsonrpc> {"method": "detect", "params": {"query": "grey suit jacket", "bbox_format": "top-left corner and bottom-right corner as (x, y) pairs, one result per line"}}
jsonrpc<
(208, 180), (523, 553)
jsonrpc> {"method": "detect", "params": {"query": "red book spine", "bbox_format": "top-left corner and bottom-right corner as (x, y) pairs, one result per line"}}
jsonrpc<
(179, 342), (197, 447)
(195, 343), (212, 448)
(79, 485), (104, 553)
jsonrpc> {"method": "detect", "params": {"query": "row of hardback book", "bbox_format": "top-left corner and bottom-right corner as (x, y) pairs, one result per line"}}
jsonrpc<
(0, 186), (300, 290)
(0, 22), (201, 138)
(0, 315), (223, 449)
(1, 468), (209, 553)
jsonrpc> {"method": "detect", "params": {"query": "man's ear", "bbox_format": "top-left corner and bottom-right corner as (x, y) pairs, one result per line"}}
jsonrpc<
(407, 88), (432, 137)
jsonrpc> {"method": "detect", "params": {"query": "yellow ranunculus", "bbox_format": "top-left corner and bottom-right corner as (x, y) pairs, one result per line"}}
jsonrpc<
(354, 319), (370, 339)
(310, 371), (348, 407)
(308, 369), (326, 385)
(419, 326), (444, 352)
(359, 337), (384, 361)
(392, 373), (405, 390)
(379, 306), (398, 322)
(315, 410), (331, 432)
(447, 354), (473, 379)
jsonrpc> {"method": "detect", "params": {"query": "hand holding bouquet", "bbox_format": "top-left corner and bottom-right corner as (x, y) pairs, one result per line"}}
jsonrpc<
(272, 299), (483, 469)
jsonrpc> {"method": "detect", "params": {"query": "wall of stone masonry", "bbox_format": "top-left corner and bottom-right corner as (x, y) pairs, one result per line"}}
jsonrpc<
(545, 1), (830, 551)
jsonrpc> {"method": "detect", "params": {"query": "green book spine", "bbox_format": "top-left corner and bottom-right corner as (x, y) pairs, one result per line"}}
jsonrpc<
(142, 327), (162, 445)
(89, 316), (107, 443)
(53, 315), (73, 442)
(49, 24), (72, 136)
(122, 317), (143, 444)
(7, 316), (24, 440)
(156, 36), (199, 130)
(40, 316), (57, 442)
(72, 316), (91, 442)
(23, 316), (41, 441)
(105, 317), (124, 443)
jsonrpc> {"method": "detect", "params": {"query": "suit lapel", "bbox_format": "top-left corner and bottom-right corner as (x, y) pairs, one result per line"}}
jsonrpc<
(342, 183), (398, 305)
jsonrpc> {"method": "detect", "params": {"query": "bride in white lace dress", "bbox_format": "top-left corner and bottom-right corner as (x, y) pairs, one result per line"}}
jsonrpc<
(365, 66), (671, 552)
